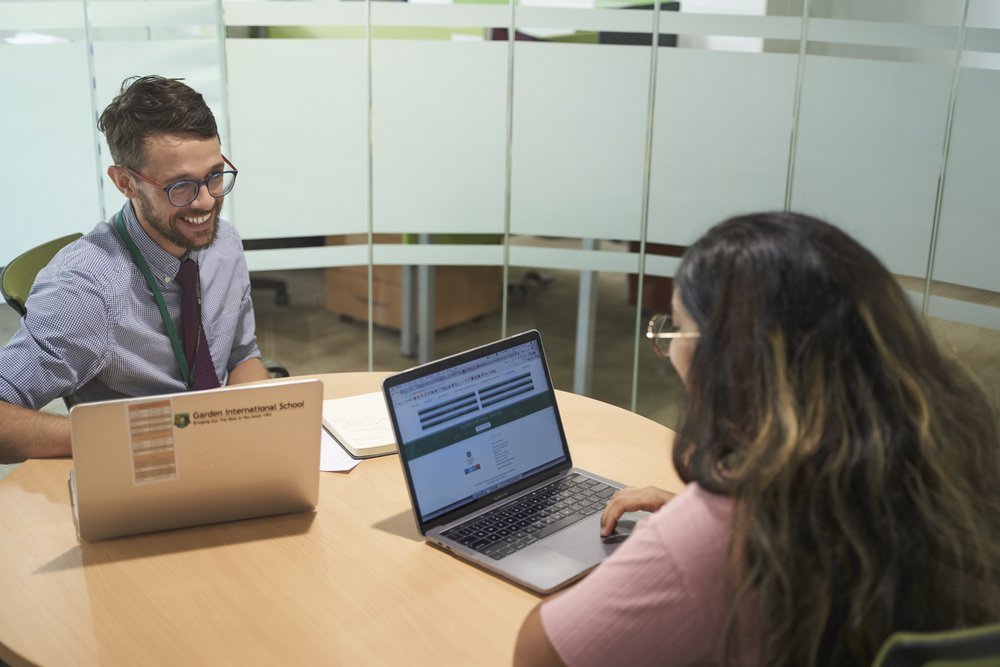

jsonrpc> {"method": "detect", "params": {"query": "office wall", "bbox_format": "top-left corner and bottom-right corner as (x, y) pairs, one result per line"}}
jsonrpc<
(2, 0), (998, 410)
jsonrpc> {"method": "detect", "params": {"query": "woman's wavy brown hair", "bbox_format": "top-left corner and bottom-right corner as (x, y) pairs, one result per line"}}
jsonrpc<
(672, 211), (1000, 666)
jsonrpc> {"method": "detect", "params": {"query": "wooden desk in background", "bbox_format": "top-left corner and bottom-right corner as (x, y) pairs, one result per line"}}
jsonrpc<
(0, 373), (682, 666)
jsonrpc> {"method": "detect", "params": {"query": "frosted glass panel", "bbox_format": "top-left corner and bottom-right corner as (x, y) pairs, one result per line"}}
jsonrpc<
(92, 40), (227, 218)
(964, 0), (1000, 66)
(371, 40), (507, 236)
(934, 68), (1000, 293)
(940, 1), (1000, 292)
(806, 19), (958, 51)
(87, 0), (219, 28)
(370, 3), (506, 29)
(791, 56), (951, 277)
(969, 0), (1000, 29)
(222, 1), (364, 28)
(508, 246), (637, 273)
(516, 6), (655, 34)
(2, 44), (98, 265)
(226, 39), (368, 238)
(245, 244), (368, 272)
(1, 1), (227, 265)
(797, 0), (963, 25)
(647, 48), (796, 245)
(373, 243), (502, 266)
(510, 43), (649, 240)
(0, 1), (82, 31)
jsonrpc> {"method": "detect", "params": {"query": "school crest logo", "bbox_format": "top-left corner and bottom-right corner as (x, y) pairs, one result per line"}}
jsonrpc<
(174, 413), (191, 429)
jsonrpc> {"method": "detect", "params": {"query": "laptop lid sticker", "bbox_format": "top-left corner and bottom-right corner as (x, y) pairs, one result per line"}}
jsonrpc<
(127, 399), (179, 485)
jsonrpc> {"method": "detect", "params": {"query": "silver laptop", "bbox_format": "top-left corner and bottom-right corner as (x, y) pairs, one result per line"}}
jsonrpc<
(68, 377), (323, 541)
(383, 330), (646, 594)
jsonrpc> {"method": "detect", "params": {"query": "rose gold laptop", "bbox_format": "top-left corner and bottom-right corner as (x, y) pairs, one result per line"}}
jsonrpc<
(68, 378), (323, 541)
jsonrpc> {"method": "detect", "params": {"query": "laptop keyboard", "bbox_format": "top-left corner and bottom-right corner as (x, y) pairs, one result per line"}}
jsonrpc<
(440, 473), (617, 560)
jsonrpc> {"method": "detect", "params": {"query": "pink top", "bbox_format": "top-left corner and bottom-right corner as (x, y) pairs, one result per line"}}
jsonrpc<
(540, 483), (759, 667)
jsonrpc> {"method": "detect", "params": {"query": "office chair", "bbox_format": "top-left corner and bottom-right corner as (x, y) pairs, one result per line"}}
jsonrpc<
(2, 233), (84, 318)
(871, 622), (1000, 667)
(1, 233), (289, 410)
(2, 234), (85, 408)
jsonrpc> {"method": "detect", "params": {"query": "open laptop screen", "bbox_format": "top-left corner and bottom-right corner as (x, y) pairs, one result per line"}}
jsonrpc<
(385, 333), (570, 524)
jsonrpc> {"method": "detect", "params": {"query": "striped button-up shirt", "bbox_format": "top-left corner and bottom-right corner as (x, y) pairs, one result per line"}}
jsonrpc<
(0, 202), (261, 408)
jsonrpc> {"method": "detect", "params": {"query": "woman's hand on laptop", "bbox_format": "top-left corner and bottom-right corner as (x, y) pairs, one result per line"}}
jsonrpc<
(600, 486), (673, 536)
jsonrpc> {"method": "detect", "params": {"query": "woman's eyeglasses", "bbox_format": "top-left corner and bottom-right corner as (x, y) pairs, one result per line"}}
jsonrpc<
(646, 313), (700, 359)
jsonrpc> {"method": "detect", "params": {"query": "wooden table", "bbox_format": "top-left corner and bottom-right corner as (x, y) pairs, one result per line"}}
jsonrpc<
(0, 373), (683, 666)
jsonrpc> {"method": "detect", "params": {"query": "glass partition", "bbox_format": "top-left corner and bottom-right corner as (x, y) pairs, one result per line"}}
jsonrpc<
(3, 1), (98, 262)
(1, 0), (227, 261)
(0, 0), (997, 428)
(789, 2), (964, 279)
(92, 3), (231, 253)
(934, 0), (1000, 298)
(226, 35), (368, 239)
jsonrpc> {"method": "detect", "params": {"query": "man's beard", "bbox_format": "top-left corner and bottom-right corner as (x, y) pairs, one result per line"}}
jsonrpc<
(136, 189), (220, 252)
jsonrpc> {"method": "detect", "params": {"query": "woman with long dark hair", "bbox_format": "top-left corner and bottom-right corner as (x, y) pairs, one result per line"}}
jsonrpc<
(514, 211), (1000, 666)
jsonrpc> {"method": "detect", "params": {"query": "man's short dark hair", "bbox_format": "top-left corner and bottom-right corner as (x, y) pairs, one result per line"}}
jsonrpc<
(98, 75), (218, 169)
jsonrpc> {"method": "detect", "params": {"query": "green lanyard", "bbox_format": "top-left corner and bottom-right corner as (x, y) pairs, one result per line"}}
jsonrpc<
(114, 211), (192, 387)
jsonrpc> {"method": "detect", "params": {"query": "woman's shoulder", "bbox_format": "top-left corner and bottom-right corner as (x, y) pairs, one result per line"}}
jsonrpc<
(636, 483), (736, 585)
(645, 483), (734, 539)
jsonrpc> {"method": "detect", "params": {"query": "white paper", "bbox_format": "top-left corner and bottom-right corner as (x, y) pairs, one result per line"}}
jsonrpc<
(320, 428), (361, 472)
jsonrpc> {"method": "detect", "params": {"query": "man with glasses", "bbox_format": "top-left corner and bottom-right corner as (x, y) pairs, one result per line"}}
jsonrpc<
(0, 75), (270, 462)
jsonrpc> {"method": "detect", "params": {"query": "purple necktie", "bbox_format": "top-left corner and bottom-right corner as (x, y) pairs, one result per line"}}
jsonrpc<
(176, 258), (220, 390)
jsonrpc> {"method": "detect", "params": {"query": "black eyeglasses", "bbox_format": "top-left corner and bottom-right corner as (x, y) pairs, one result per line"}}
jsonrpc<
(646, 313), (700, 359)
(126, 155), (238, 207)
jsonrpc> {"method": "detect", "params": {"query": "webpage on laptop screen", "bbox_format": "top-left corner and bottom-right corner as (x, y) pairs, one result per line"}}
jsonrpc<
(389, 341), (567, 522)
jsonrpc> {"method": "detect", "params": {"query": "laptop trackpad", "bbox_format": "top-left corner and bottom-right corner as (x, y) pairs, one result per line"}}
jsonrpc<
(545, 510), (648, 561)
(503, 546), (588, 592)
(542, 514), (608, 564)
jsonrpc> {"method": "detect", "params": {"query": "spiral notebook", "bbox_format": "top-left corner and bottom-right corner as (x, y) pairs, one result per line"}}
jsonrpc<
(321, 391), (396, 458)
